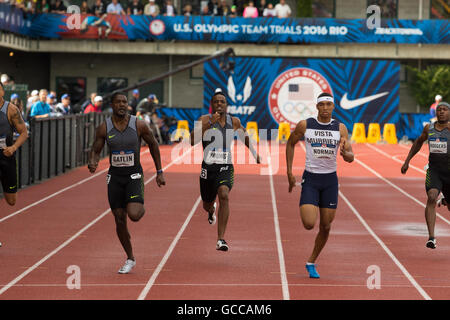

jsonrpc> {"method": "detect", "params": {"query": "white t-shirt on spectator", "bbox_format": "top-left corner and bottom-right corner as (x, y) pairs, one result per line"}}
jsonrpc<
(274, 3), (291, 18)
(166, 5), (174, 16)
(263, 8), (276, 17)
(107, 2), (124, 14)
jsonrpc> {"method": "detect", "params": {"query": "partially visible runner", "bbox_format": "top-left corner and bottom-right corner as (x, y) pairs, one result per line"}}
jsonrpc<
(0, 82), (29, 248)
(286, 92), (354, 278)
(88, 92), (165, 273)
(401, 101), (450, 249)
(190, 91), (260, 251)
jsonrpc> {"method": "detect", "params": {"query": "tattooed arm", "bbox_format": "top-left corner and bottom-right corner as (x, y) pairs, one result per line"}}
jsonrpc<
(3, 103), (28, 157)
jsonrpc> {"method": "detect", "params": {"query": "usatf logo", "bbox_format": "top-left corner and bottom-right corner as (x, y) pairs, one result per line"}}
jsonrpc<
(268, 68), (333, 128)
(227, 76), (256, 115)
(149, 19), (165, 36)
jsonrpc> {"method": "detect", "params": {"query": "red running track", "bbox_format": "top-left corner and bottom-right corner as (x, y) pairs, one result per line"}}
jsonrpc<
(0, 142), (449, 300)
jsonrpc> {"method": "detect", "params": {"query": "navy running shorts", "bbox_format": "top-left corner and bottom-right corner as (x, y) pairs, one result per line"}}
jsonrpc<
(107, 171), (144, 210)
(299, 170), (339, 209)
(426, 167), (450, 200)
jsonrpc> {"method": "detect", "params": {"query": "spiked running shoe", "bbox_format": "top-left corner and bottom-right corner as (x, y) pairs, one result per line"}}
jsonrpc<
(118, 259), (136, 274)
(305, 263), (320, 278)
(426, 238), (436, 249)
(216, 239), (229, 251)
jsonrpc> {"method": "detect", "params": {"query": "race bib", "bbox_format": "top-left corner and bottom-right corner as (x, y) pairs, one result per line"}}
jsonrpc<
(311, 143), (336, 159)
(429, 138), (447, 154)
(111, 150), (134, 167)
(0, 137), (6, 149)
(205, 150), (230, 164)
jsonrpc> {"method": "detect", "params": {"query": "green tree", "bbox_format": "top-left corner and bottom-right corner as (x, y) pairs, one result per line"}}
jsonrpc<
(407, 64), (450, 108)
(297, 0), (312, 17)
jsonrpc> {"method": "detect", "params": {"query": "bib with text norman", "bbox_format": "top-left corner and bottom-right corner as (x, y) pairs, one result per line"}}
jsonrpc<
(304, 118), (340, 174)
(111, 150), (135, 167)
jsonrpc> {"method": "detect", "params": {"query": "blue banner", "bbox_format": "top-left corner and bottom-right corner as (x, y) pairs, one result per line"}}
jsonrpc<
(1, 3), (449, 44)
(203, 57), (401, 137)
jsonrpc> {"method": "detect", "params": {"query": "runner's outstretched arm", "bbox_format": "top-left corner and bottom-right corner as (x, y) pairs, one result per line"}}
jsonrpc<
(286, 120), (306, 192)
(339, 124), (354, 163)
(88, 123), (106, 173)
(233, 117), (261, 163)
(401, 125), (428, 174)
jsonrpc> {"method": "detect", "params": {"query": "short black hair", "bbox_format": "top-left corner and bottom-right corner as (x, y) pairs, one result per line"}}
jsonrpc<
(111, 91), (126, 102)
(317, 92), (333, 99)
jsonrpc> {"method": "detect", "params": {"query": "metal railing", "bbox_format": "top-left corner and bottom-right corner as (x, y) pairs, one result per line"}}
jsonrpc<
(13, 112), (109, 190)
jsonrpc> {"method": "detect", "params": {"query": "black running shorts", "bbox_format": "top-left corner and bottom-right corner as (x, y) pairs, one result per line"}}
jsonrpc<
(199, 165), (234, 203)
(0, 155), (17, 194)
(299, 170), (339, 209)
(426, 167), (450, 200)
(107, 171), (144, 210)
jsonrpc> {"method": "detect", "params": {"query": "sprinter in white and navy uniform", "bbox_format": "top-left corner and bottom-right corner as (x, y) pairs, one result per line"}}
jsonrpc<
(401, 101), (450, 250)
(88, 92), (165, 274)
(286, 92), (354, 279)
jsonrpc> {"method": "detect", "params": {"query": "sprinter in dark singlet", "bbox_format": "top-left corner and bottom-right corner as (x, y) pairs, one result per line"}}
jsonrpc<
(401, 102), (450, 249)
(190, 91), (260, 251)
(88, 92), (165, 273)
(0, 82), (29, 248)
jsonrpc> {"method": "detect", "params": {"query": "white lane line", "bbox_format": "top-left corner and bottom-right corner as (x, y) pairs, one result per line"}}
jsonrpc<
(339, 191), (432, 300)
(137, 196), (201, 300)
(355, 153), (450, 226)
(0, 148), (192, 296)
(365, 144), (425, 174)
(0, 150), (149, 224)
(266, 145), (290, 300)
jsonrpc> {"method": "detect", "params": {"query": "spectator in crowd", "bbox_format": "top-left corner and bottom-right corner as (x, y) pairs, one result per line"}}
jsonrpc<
(136, 93), (158, 119)
(37, 0), (50, 13)
(233, 0), (244, 15)
(430, 94), (443, 121)
(107, 0), (125, 15)
(46, 92), (57, 111)
(92, 0), (106, 15)
(55, 94), (72, 115)
(258, 0), (266, 16)
(263, 2), (276, 17)
(162, 0), (177, 16)
(208, 0), (220, 15)
(128, 89), (139, 115)
(144, 0), (159, 16)
(201, 4), (210, 15)
(182, 3), (193, 16)
(275, 0), (291, 18)
(50, 0), (66, 13)
(150, 112), (170, 144)
(26, 89), (39, 113)
(243, 1), (258, 18)
(229, 4), (237, 17)
(218, 0), (231, 16)
(84, 95), (103, 113)
(10, 93), (24, 116)
(81, 92), (97, 113)
(80, 0), (89, 14)
(1, 74), (10, 86)
(30, 89), (52, 118)
(127, 0), (144, 15)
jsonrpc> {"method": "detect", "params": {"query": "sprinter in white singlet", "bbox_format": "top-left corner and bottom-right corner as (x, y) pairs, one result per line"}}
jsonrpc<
(286, 92), (354, 279)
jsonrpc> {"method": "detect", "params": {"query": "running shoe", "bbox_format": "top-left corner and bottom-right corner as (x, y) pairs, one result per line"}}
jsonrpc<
(216, 239), (229, 251)
(305, 263), (320, 278)
(208, 203), (217, 225)
(426, 238), (437, 249)
(0, 242), (2, 247)
(118, 259), (136, 274)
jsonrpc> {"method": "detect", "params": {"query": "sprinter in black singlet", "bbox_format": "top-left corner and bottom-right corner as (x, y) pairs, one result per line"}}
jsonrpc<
(0, 82), (29, 248)
(402, 102), (450, 249)
(88, 92), (165, 273)
(190, 91), (260, 251)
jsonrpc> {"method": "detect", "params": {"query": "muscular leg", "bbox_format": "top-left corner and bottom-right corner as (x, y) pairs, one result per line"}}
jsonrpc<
(217, 185), (230, 240)
(307, 208), (336, 263)
(3, 192), (16, 206)
(203, 200), (215, 215)
(425, 189), (440, 238)
(127, 202), (145, 222)
(112, 208), (134, 261)
(300, 204), (319, 230)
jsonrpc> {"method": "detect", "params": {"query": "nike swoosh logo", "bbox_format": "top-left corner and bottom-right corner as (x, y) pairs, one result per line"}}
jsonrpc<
(130, 195), (139, 199)
(340, 92), (389, 110)
(108, 135), (115, 139)
(9, 186), (16, 189)
(219, 180), (228, 184)
(429, 133), (435, 136)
